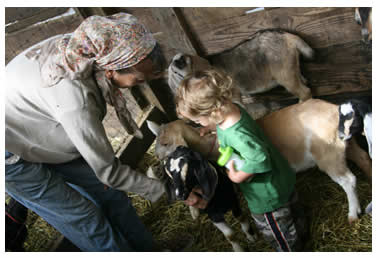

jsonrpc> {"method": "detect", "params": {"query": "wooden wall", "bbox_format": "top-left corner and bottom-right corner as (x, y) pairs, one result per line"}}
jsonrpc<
(5, 7), (372, 168)
(103, 7), (371, 106)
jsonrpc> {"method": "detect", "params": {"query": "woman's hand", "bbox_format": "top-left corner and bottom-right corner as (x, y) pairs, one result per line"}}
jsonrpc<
(184, 187), (208, 209)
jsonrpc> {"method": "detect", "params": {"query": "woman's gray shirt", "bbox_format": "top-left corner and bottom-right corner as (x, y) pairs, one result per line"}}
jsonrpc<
(5, 51), (164, 202)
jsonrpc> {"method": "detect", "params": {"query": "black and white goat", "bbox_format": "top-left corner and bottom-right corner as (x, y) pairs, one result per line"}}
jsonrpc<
(162, 145), (256, 252)
(338, 100), (372, 214)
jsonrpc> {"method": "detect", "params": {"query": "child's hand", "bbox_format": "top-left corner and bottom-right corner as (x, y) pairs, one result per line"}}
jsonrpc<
(226, 161), (255, 183)
(199, 126), (210, 136)
(226, 160), (238, 175)
(198, 123), (216, 136)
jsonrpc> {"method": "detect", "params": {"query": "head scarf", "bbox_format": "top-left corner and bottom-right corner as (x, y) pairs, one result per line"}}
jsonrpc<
(26, 13), (157, 139)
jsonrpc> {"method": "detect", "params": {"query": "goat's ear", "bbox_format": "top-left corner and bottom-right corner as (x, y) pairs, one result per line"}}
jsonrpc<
(147, 120), (161, 136)
(162, 172), (176, 204)
(193, 163), (218, 201)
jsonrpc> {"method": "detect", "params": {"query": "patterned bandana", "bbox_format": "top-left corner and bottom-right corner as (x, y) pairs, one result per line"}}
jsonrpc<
(27, 13), (157, 139)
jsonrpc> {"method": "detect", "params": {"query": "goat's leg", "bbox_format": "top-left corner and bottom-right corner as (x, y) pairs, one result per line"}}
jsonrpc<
(276, 56), (312, 102)
(212, 220), (245, 252)
(330, 170), (361, 223)
(281, 76), (311, 102)
(232, 203), (257, 242)
(346, 137), (372, 181)
(318, 155), (361, 223)
(236, 215), (257, 242)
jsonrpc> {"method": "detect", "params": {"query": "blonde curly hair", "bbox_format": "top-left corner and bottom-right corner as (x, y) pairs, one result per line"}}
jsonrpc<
(175, 69), (235, 124)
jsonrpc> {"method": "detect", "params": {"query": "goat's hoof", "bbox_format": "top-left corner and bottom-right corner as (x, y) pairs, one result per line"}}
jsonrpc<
(348, 216), (359, 224)
(189, 206), (200, 220)
(232, 244), (245, 252)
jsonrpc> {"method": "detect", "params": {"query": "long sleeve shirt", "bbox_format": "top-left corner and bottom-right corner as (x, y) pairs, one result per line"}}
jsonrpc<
(5, 49), (165, 202)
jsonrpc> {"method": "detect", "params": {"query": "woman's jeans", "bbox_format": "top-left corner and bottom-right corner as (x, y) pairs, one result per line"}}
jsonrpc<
(5, 151), (154, 251)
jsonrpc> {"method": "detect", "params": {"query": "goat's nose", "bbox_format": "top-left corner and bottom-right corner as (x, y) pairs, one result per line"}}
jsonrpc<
(174, 55), (187, 70)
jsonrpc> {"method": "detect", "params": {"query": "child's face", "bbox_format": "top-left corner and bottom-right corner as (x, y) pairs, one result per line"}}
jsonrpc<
(180, 110), (212, 127)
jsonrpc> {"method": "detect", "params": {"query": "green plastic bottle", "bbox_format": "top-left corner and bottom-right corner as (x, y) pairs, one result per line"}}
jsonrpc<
(217, 146), (245, 171)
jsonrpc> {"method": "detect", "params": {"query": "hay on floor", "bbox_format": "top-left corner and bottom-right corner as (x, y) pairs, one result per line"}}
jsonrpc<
(135, 141), (372, 252)
(18, 140), (371, 252)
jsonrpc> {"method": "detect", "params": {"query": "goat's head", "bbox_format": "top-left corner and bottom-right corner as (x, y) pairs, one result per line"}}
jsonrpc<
(338, 100), (371, 140)
(355, 7), (372, 43)
(163, 146), (218, 201)
(168, 53), (212, 92)
(338, 100), (372, 158)
(147, 120), (189, 160)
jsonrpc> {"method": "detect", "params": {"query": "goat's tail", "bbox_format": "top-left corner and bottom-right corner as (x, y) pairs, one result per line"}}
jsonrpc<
(290, 34), (315, 60)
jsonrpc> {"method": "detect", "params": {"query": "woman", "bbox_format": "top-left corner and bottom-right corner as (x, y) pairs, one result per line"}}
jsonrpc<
(5, 13), (204, 251)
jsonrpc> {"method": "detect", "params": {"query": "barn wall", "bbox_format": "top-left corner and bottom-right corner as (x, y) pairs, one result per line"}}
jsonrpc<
(5, 7), (371, 168)
(103, 7), (371, 105)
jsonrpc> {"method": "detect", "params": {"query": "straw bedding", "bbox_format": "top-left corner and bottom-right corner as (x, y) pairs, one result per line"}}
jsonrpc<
(19, 142), (371, 252)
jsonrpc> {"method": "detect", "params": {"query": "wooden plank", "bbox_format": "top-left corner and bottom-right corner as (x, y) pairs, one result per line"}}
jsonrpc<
(181, 7), (362, 55)
(5, 11), (83, 64)
(5, 7), (68, 24)
(5, 8), (69, 33)
(150, 8), (198, 57)
(139, 82), (166, 118)
(146, 78), (178, 121)
(242, 62), (371, 103)
(75, 7), (106, 18)
(245, 90), (371, 120)
(242, 40), (371, 104)
(103, 8), (198, 63)
(118, 106), (168, 169)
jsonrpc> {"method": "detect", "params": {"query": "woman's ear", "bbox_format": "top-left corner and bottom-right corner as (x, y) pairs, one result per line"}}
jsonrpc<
(105, 70), (114, 79)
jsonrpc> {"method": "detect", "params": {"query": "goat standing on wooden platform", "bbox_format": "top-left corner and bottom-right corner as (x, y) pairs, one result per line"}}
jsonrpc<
(168, 29), (314, 119)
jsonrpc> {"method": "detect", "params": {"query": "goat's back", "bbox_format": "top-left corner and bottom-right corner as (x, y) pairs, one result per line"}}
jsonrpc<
(257, 99), (342, 170)
(209, 30), (312, 94)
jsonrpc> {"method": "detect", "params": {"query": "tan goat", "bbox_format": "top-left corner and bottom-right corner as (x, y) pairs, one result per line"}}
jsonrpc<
(148, 98), (371, 223)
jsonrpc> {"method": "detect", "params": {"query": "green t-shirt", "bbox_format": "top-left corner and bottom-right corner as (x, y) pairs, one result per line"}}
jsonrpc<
(216, 105), (296, 214)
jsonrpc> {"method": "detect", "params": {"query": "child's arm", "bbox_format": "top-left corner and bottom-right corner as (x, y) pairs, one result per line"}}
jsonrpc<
(226, 161), (255, 183)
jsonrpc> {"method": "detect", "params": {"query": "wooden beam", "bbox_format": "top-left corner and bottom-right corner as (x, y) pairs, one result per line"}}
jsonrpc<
(172, 8), (206, 57)
(146, 78), (178, 121)
(117, 106), (168, 169)
(180, 7), (361, 55)
(5, 11), (83, 64)
(75, 7), (106, 18)
(5, 7), (70, 34)
(149, 8), (198, 57)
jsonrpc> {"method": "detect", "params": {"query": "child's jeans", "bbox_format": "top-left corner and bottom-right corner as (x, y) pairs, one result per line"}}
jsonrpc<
(250, 192), (307, 251)
(5, 151), (155, 251)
